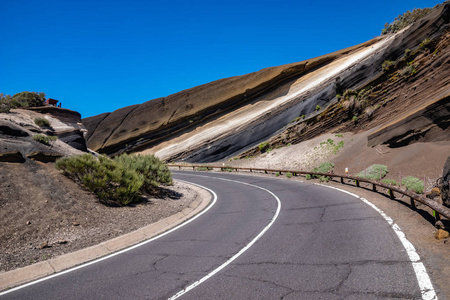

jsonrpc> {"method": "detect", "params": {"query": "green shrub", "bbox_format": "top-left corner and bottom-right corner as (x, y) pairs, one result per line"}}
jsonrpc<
(221, 166), (233, 172)
(315, 105), (321, 111)
(382, 60), (395, 71)
(357, 164), (389, 180)
(305, 174), (312, 180)
(34, 117), (50, 127)
(382, 7), (433, 34)
(258, 142), (270, 152)
(286, 172), (292, 178)
(196, 167), (209, 171)
(56, 154), (144, 205)
(114, 153), (172, 193)
(333, 141), (344, 154)
(275, 172), (280, 177)
(308, 162), (334, 182)
(0, 91), (46, 112)
(420, 38), (431, 48)
(33, 134), (57, 145)
(402, 176), (424, 194)
(382, 179), (397, 186)
(315, 162), (334, 173)
(0, 93), (12, 113)
(400, 64), (417, 77)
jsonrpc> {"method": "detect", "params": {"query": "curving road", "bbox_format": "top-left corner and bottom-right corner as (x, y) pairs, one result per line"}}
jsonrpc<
(1, 171), (435, 299)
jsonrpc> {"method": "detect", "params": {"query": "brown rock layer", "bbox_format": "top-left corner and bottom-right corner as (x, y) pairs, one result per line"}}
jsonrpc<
(83, 40), (381, 156)
(84, 2), (450, 163)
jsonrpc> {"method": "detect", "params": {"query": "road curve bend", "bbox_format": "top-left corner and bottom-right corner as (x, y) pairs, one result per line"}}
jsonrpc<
(1, 171), (436, 300)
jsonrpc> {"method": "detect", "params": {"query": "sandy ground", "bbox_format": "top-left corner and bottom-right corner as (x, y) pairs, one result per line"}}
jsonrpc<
(0, 161), (198, 272)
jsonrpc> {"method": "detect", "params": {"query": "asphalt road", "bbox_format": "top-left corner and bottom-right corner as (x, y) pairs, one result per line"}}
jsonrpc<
(1, 171), (431, 299)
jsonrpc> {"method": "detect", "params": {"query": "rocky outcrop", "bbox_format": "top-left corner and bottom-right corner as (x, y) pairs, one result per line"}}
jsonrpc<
(25, 107), (88, 152)
(0, 151), (25, 163)
(239, 4), (450, 160)
(84, 1), (450, 163)
(83, 39), (381, 156)
(368, 95), (450, 147)
(0, 120), (29, 137)
(26, 151), (63, 163)
(0, 108), (88, 163)
(442, 156), (450, 207)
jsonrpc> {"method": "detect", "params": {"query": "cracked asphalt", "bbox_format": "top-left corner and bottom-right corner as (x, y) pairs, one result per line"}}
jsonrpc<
(2, 171), (425, 299)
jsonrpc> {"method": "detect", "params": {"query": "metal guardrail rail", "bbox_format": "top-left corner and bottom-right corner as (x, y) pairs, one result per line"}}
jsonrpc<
(169, 164), (450, 221)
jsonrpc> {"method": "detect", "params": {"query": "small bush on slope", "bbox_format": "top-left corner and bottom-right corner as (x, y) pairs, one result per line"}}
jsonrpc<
(34, 117), (51, 127)
(357, 164), (389, 180)
(0, 92), (46, 112)
(56, 154), (144, 206)
(56, 154), (172, 205)
(33, 134), (57, 146)
(402, 176), (424, 194)
(113, 153), (172, 193)
(306, 162), (334, 182)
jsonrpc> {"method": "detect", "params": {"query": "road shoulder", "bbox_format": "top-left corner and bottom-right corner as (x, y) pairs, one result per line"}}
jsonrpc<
(0, 180), (212, 292)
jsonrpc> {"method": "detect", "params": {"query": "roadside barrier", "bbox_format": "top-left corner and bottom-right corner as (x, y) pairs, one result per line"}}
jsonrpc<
(168, 164), (450, 221)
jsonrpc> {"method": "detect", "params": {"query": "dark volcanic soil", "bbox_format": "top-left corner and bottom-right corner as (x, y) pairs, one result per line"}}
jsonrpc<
(0, 161), (197, 272)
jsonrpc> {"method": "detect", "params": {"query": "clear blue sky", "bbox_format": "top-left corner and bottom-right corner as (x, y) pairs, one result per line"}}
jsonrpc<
(0, 0), (443, 118)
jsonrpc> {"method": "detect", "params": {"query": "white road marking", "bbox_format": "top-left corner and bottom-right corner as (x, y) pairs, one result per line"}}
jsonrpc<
(168, 173), (282, 300)
(315, 183), (437, 300)
(0, 179), (217, 296)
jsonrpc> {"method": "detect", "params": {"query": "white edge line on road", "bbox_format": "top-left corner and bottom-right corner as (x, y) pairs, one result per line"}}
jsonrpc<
(168, 173), (282, 300)
(314, 183), (437, 300)
(0, 179), (217, 296)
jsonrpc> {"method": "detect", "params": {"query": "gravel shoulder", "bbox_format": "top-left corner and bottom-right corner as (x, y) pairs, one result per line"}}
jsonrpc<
(0, 161), (199, 273)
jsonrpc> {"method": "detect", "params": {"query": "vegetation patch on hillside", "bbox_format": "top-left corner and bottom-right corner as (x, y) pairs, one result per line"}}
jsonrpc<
(56, 154), (172, 206)
(357, 164), (389, 180)
(306, 162), (335, 182)
(381, 7), (433, 35)
(0, 92), (46, 113)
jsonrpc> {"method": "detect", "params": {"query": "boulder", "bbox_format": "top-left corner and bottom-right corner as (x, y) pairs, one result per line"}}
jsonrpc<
(435, 229), (449, 240)
(442, 156), (450, 207)
(57, 130), (88, 152)
(0, 151), (25, 163)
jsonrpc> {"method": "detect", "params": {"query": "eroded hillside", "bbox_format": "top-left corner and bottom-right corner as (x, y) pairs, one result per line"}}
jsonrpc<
(84, 1), (450, 164)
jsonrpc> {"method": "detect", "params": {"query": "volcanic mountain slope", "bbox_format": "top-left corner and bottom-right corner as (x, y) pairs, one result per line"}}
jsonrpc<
(84, 1), (450, 165)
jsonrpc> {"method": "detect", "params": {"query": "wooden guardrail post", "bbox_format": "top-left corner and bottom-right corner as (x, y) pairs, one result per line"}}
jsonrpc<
(355, 180), (360, 187)
(410, 197), (416, 210)
(372, 184), (377, 192)
(434, 210), (441, 222)
(340, 177), (344, 184)
(389, 189), (395, 199)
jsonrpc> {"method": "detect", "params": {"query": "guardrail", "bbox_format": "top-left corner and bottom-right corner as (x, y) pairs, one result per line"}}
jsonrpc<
(169, 164), (450, 221)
